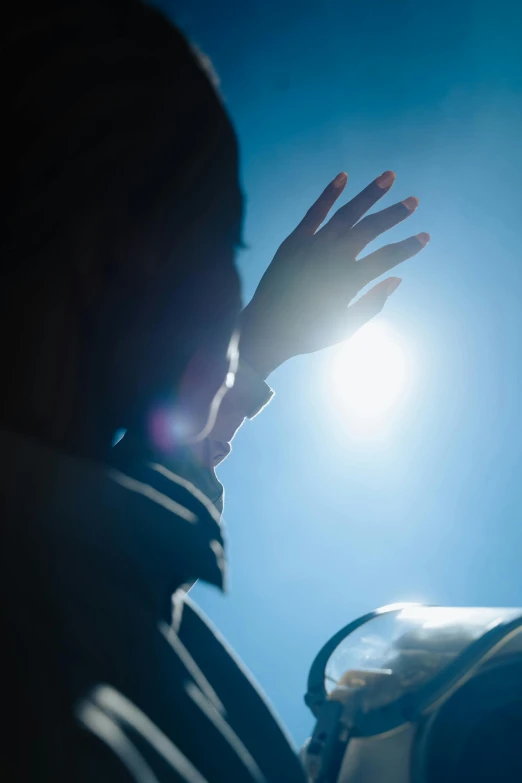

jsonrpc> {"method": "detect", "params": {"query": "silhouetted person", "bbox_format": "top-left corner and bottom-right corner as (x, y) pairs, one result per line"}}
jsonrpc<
(1, 1), (429, 780)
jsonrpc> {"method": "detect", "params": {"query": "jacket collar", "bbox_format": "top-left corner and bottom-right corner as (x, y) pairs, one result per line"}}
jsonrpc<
(1, 431), (226, 616)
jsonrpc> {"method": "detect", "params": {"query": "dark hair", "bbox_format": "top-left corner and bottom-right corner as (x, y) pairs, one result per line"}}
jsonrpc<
(2, 0), (242, 287)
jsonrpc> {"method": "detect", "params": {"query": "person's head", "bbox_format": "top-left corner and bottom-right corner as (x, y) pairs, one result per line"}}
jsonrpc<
(2, 0), (243, 456)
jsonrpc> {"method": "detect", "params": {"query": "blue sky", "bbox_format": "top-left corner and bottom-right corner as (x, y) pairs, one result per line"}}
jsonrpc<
(162, 0), (522, 744)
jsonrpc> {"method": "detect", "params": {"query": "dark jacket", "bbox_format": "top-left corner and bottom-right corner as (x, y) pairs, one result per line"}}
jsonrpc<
(1, 431), (305, 782)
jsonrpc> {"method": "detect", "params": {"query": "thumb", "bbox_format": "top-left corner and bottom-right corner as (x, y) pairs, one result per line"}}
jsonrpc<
(344, 277), (402, 338)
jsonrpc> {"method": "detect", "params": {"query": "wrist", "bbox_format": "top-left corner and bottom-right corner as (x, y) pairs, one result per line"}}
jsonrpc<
(239, 307), (285, 380)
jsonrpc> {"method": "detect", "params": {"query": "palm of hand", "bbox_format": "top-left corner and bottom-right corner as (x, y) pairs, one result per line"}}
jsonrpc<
(240, 171), (429, 378)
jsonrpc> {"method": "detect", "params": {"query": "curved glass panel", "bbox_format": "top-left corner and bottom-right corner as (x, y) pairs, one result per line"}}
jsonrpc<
(325, 606), (522, 698)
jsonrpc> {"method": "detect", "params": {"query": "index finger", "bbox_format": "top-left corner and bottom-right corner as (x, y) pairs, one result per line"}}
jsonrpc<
(357, 233), (430, 288)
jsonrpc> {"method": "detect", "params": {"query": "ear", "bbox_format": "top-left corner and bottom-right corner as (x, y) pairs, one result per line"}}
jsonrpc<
(73, 245), (105, 314)
(70, 209), (157, 315)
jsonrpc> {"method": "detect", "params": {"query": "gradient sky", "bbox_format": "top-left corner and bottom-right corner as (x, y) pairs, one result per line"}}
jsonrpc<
(161, 0), (522, 744)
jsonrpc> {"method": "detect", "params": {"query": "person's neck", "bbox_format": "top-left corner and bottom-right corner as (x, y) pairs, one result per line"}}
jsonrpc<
(0, 290), (114, 462)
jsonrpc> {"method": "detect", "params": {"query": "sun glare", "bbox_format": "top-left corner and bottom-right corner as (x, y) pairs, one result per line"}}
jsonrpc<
(328, 320), (408, 431)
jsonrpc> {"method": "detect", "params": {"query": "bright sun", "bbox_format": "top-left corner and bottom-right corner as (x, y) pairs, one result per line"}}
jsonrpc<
(328, 320), (408, 430)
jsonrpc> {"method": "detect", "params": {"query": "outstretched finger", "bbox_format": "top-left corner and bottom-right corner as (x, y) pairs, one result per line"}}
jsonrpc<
(347, 197), (420, 258)
(319, 170), (396, 240)
(346, 277), (402, 332)
(325, 278), (402, 347)
(326, 278), (402, 344)
(291, 172), (348, 239)
(357, 233), (430, 288)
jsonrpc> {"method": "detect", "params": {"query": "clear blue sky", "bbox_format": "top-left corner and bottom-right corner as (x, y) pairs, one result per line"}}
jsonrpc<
(161, 0), (522, 744)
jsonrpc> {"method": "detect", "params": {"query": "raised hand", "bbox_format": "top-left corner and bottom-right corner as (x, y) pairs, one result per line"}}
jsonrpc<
(240, 171), (429, 378)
